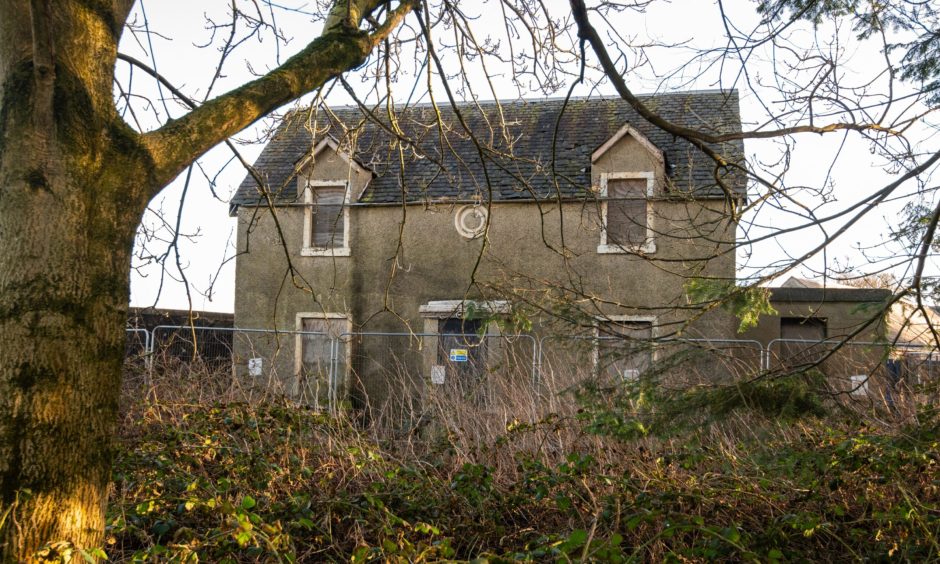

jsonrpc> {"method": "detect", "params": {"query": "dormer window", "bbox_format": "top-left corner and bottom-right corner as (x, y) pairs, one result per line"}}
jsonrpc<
(302, 180), (350, 257)
(598, 172), (656, 254)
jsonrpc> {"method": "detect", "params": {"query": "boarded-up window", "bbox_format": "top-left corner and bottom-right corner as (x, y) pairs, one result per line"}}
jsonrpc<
(310, 186), (346, 248)
(780, 317), (827, 369)
(299, 316), (347, 408)
(596, 320), (653, 381)
(605, 178), (648, 248)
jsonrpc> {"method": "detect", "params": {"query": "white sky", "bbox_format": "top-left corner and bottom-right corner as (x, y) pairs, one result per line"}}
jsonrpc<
(120, 0), (938, 313)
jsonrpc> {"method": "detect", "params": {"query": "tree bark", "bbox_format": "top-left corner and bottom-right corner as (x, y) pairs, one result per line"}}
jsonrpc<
(0, 2), (153, 559)
(0, 137), (147, 559)
(0, 0), (412, 559)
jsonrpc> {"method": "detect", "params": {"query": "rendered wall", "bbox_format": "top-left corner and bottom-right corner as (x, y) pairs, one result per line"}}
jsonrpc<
(233, 135), (740, 410)
(742, 290), (889, 345)
(741, 289), (892, 398)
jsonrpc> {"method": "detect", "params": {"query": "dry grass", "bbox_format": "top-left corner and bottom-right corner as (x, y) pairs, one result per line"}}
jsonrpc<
(105, 351), (940, 561)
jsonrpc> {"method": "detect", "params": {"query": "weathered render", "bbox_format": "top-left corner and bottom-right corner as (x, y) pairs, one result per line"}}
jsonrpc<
(742, 284), (893, 394)
(743, 286), (891, 346)
(231, 93), (746, 410)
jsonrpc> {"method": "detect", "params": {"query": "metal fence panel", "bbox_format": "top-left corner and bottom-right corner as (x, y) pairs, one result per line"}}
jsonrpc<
(149, 326), (342, 409)
(124, 328), (150, 361)
(151, 325), (234, 370)
(767, 339), (940, 406)
(132, 325), (940, 424)
(536, 336), (764, 405)
(341, 332), (538, 430)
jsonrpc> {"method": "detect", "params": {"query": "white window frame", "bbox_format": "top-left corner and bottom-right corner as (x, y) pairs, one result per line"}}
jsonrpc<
(294, 312), (352, 408)
(302, 179), (351, 257)
(597, 172), (656, 255)
(593, 315), (657, 380)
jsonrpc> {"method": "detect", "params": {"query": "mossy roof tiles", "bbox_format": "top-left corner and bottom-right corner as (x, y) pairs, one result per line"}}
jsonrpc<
(231, 90), (745, 207)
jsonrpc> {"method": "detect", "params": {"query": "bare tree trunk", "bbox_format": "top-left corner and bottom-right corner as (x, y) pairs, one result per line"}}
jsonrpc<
(0, 1), (148, 559)
(0, 157), (142, 559)
(0, 177), (133, 555)
(0, 0), (409, 556)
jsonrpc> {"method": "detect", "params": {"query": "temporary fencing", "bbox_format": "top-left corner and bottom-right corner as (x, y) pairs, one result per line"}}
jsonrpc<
(535, 336), (764, 407)
(150, 325), (236, 371)
(341, 332), (538, 431)
(765, 338), (940, 407)
(145, 327), (537, 417)
(136, 326), (937, 422)
(125, 328), (150, 360)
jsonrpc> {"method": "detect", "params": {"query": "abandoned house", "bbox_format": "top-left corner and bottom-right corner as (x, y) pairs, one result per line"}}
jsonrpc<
(230, 91), (754, 411)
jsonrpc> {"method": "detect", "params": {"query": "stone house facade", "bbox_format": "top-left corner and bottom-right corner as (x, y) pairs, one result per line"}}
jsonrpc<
(230, 92), (748, 411)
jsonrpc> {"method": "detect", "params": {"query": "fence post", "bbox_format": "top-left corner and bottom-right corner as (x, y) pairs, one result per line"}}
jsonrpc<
(536, 336), (546, 389)
(530, 334), (539, 387)
(329, 335), (338, 414)
(143, 328), (151, 370)
(124, 328), (150, 365)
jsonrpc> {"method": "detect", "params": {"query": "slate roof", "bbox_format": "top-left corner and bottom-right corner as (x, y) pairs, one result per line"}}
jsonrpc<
(230, 90), (745, 209)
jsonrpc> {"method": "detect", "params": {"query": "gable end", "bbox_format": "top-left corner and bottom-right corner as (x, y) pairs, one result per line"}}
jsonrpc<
(592, 123), (665, 166)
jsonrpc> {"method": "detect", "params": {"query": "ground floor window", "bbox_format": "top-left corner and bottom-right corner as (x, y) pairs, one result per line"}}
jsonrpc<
(595, 318), (654, 381)
(295, 313), (349, 409)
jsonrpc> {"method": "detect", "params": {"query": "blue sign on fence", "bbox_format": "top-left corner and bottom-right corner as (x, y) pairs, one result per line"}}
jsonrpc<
(449, 348), (469, 362)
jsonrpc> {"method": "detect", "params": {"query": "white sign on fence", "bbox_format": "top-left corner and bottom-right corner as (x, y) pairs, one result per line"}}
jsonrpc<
(431, 365), (446, 384)
(621, 369), (640, 381)
(248, 358), (263, 377)
(849, 374), (869, 396)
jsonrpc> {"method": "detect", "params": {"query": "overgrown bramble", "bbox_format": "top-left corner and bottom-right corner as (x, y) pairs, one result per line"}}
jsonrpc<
(106, 366), (940, 561)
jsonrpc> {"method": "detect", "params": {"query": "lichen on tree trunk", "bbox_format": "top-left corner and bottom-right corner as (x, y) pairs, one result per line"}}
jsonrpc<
(0, 154), (136, 557)
(0, 8), (148, 558)
(0, 0), (411, 559)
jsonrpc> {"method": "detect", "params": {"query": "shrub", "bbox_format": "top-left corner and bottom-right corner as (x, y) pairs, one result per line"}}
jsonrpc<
(104, 365), (940, 561)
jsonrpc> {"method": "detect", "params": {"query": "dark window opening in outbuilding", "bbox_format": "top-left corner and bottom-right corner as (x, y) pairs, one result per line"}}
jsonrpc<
(780, 316), (828, 369)
(780, 317), (827, 341)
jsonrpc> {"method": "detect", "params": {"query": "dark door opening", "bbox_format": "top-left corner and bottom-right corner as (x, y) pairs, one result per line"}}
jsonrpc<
(437, 318), (488, 400)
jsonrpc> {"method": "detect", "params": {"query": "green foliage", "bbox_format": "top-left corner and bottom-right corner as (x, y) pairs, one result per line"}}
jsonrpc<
(31, 542), (109, 563)
(685, 279), (777, 332)
(106, 381), (940, 562)
(576, 369), (828, 443)
(502, 307), (534, 334)
(757, 0), (940, 103)
(465, 301), (533, 334)
(671, 370), (829, 422)
(450, 463), (493, 508)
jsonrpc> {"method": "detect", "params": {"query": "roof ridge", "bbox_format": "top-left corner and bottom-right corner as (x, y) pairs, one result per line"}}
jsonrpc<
(286, 89), (740, 114)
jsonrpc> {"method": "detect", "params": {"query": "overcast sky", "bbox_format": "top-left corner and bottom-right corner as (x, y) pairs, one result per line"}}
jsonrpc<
(120, 0), (937, 314)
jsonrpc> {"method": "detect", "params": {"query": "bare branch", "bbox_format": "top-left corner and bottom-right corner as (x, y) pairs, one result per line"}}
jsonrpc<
(141, 0), (416, 190)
